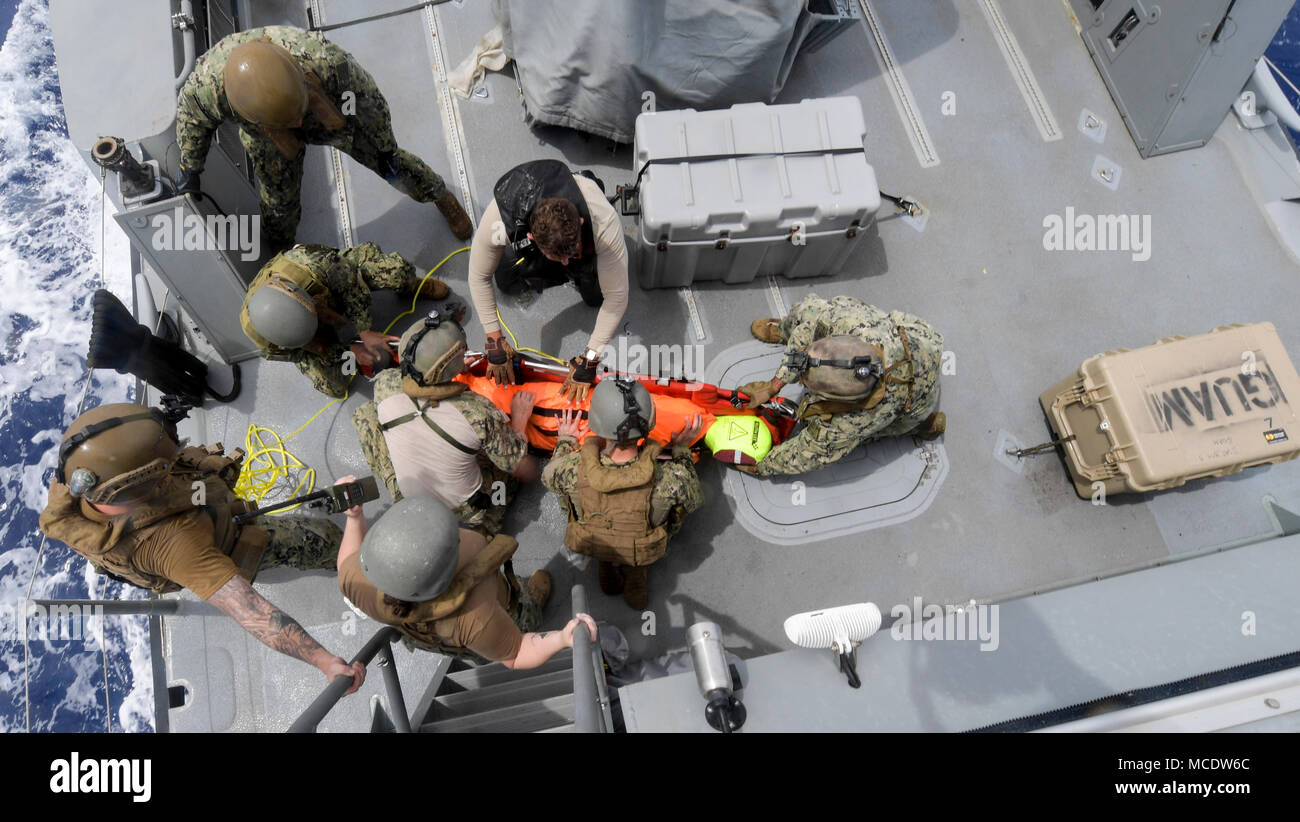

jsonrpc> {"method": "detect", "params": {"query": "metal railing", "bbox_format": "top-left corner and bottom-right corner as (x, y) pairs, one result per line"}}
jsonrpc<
(287, 626), (410, 733)
(571, 585), (608, 733)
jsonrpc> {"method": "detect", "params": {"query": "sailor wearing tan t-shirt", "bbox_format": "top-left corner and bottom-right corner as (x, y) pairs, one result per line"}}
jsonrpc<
(39, 404), (365, 693)
(336, 493), (595, 666)
(468, 158), (629, 403)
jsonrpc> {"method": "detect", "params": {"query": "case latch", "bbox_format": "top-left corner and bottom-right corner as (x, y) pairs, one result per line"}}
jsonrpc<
(715, 230), (730, 250)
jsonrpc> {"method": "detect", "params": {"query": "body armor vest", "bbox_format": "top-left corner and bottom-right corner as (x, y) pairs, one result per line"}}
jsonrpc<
(563, 440), (667, 567)
(39, 446), (268, 594)
(493, 159), (596, 279)
(395, 533), (520, 652)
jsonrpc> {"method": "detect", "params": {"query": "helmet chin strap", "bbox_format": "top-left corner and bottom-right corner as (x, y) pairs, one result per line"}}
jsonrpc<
(402, 313), (450, 387)
(612, 378), (650, 443)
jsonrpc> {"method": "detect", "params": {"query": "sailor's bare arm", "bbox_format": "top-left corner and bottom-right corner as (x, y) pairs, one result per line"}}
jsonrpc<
(209, 575), (365, 693)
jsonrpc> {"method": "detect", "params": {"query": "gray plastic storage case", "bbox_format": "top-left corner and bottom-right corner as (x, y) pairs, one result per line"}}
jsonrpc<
(632, 97), (880, 289)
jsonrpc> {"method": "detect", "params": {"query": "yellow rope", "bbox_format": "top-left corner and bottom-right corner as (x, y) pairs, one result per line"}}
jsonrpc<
(495, 308), (564, 364)
(235, 246), (470, 505)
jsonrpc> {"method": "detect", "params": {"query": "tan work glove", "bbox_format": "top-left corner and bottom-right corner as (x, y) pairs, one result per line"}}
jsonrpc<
(739, 379), (778, 410)
(561, 355), (599, 403)
(484, 334), (517, 385)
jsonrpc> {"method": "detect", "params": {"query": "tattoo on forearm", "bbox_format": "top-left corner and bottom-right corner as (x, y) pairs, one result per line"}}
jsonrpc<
(212, 577), (325, 664)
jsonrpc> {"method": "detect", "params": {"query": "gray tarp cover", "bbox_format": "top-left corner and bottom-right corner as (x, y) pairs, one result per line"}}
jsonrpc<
(494, 0), (814, 143)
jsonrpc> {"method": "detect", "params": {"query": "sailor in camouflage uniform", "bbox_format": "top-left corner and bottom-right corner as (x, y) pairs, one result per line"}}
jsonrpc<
(353, 313), (538, 536)
(742, 295), (946, 477)
(175, 25), (472, 249)
(240, 242), (446, 397)
(542, 378), (704, 609)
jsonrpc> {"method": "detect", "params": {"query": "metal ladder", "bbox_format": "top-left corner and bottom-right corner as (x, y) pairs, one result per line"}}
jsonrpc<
(290, 585), (612, 733)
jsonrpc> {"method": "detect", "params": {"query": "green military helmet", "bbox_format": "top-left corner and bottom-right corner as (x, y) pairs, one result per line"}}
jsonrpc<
(57, 403), (178, 505)
(247, 276), (318, 348)
(588, 377), (655, 444)
(399, 313), (467, 386)
(359, 496), (461, 601)
(223, 38), (309, 128)
(799, 335), (884, 402)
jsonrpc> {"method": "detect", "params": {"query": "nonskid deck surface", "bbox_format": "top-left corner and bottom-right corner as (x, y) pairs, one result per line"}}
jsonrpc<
(161, 0), (1300, 730)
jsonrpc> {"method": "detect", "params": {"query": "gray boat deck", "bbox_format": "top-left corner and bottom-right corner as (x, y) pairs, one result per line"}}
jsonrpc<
(154, 0), (1300, 731)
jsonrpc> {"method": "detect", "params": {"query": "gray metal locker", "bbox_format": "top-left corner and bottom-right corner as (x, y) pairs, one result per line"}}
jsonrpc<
(1070, 0), (1293, 157)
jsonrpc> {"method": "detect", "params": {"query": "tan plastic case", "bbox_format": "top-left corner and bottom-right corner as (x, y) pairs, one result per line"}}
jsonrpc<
(1040, 322), (1300, 498)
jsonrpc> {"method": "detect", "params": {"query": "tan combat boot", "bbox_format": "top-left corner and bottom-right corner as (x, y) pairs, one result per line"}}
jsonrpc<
(915, 412), (946, 440)
(622, 565), (649, 610)
(750, 317), (784, 344)
(598, 561), (624, 596)
(435, 191), (473, 240)
(526, 570), (552, 608)
(410, 277), (450, 300)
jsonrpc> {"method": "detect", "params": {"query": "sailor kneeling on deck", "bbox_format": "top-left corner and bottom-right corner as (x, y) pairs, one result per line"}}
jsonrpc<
(542, 378), (704, 610)
(241, 242), (448, 398)
(468, 159), (630, 402)
(39, 404), (365, 692)
(338, 495), (595, 667)
(353, 313), (538, 535)
(741, 294), (946, 476)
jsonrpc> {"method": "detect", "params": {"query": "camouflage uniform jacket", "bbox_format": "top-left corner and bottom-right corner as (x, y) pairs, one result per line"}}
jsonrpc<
(542, 436), (704, 534)
(177, 26), (375, 173)
(759, 294), (944, 477)
(372, 369), (529, 475)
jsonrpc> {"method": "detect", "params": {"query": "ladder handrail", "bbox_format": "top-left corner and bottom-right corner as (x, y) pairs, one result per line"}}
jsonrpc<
(571, 584), (605, 733)
(287, 626), (407, 733)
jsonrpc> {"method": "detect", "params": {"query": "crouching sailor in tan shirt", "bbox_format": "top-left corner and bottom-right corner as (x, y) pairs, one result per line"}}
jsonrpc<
(40, 404), (364, 692)
(336, 491), (596, 666)
(467, 159), (629, 403)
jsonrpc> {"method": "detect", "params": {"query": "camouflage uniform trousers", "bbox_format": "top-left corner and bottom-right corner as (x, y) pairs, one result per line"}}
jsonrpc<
(252, 514), (342, 572)
(397, 576), (545, 666)
(453, 455), (518, 538)
(282, 242), (419, 398)
(239, 68), (447, 247)
(758, 295), (944, 476)
(292, 342), (354, 399)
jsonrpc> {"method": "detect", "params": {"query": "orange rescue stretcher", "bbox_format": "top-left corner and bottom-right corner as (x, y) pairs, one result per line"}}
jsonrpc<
(454, 353), (798, 459)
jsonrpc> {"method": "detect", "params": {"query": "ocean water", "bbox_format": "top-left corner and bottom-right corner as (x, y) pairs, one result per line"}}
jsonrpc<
(0, 0), (1298, 735)
(1267, 1), (1300, 145)
(0, 0), (149, 733)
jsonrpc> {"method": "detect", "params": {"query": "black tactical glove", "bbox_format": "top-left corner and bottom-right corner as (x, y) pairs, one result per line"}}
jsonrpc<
(485, 335), (517, 385)
(561, 354), (599, 403)
(177, 168), (201, 195)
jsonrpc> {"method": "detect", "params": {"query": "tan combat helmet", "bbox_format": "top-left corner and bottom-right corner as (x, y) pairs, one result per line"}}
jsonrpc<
(797, 335), (884, 402)
(360, 496), (461, 601)
(399, 313), (467, 387)
(223, 38), (309, 128)
(247, 277), (318, 348)
(588, 377), (655, 444)
(57, 403), (178, 505)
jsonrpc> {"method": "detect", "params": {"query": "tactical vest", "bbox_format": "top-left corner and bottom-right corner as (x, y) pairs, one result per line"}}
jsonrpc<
(38, 446), (269, 595)
(395, 532), (521, 653)
(493, 159), (596, 279)
(239, 251), (333, 351)
(799, 327), (917, 419)
(562, 440), (667, 567)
